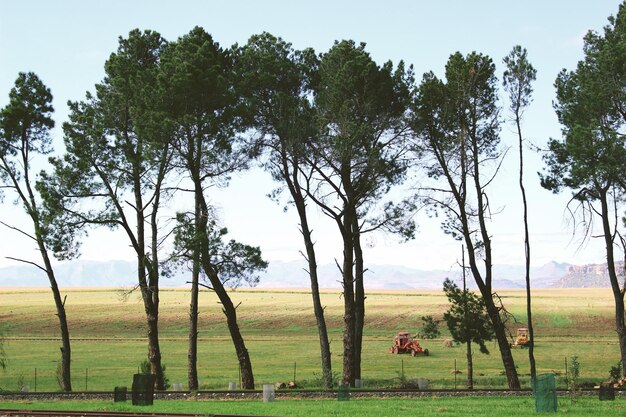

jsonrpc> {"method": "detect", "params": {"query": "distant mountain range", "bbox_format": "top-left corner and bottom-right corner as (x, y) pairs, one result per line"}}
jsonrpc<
(551, 262), (624, 288)
(0, 258), (607, 289)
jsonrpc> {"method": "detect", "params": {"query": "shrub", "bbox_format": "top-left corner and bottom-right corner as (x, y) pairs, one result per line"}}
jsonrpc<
(419, 315), (441, 339)
(566, 355), (581, 403)
(138, 359), (170, 390)
(609, 361), (622, 383)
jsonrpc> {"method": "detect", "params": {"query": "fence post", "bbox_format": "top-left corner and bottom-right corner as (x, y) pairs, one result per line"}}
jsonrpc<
(34, 368), (37, 392)
(85, 368), (88, 391)
(454, 359), (457, 390)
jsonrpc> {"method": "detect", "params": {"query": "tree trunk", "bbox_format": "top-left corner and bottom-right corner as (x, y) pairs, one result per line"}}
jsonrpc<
(341, 212), (356, 387)
(515, 111), (537, 382)
(146, 304), (164, 389)
(197, 191), (255, 389)
(47, 267), (72, 392)
(466, 337), (473, 390)
(460, 206), (520, 389)
(134, 258), (164, 389)
(483, 296), (520, 389)
(353, 218), (365, 382)
(33, 208), (71, 392)
(283, 152), (333, 389)
(622, 252), (626, 378)
(295, 200), (333, 388)
(598, 191), (626, 377)
(133, 251), (164, 391)
(187, 191), (201, 391)
(202, 261), (255, 389)
(468, 129), (520, 390)
(21, 144), (73, 392)
(187, 254), (200, 391)
(616, 299), (626, 378)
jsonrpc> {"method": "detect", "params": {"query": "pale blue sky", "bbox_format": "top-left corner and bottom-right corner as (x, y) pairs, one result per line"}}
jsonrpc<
(0, 1), (623, 271)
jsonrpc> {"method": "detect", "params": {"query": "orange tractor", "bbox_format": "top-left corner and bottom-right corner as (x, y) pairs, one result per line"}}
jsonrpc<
(389, 332), (429, 356)
(512, 328), (531, 348)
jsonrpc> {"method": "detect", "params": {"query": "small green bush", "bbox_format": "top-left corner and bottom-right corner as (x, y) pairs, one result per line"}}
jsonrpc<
(609, 361), (621, 383)
(419, 315), (441, 339)
(138, 359), (170, 390)
(567, 355), (581, 403)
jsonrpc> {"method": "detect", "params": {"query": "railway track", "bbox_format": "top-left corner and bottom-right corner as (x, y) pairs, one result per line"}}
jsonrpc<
(0, 387), (623, 399)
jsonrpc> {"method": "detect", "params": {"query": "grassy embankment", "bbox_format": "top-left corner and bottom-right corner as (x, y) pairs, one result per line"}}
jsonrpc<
(0, 287), (620, 391)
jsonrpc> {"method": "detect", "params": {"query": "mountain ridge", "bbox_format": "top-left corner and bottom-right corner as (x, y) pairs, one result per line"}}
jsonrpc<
(0, 258), (594, 289)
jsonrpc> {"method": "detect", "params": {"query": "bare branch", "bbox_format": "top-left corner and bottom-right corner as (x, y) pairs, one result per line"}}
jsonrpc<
(5, 256), (46, 273)
(0, 221), (37, 242)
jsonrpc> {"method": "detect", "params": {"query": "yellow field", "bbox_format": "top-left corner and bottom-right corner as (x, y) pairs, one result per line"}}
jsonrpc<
(0, 286), (620, 391)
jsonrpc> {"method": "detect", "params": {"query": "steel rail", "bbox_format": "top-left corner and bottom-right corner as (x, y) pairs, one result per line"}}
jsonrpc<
(0, 387), (623, 397)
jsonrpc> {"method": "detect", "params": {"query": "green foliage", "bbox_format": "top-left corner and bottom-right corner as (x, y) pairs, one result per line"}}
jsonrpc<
(502, 45), (537, 115)
(139, 359), (150, 374)
(14, 373), (25, 391)
(0, 72), (54, 159)
(139, 359), (170, 390)
(55, 361), (64, 391)
(540, 1), (626, 382)
(40, 29), (169, 260)
(567, 355), (581, 403)
(0, 71), (55, 227)
(541, 4), (626, 198)
(419, 315), (440, 339)
(171, 213), (267, 288)
(159, 26), (245, 180)
(414, 51), (501, 242)
(313, 39), (417, 239)
(609, 361), (621, 383)
(442, 278), (494, 354)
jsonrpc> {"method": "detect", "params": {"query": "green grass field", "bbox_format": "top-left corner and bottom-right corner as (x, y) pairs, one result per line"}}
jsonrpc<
(1, 397), (625, 417)
(0, 287), (621, 392)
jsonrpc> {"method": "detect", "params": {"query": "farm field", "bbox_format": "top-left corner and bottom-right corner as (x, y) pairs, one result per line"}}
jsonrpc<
(0, 286), (620, 391)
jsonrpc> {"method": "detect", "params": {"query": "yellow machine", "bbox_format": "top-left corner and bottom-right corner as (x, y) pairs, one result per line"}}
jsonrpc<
(512, 328), (530, 347)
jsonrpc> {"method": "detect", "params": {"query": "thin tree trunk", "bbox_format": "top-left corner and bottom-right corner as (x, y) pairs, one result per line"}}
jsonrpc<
(484, 296), (520, 388)
(282, 150), (332, 389)
(146, 303), (164, 389)
(187, 176), (202, 391)
(295, 201), (332, 388)
(466, 337), (473, 390)
(341, 211), (356, 387)
(515, 110), (537, 382)
(459, 197), (520, 389)
(133, 159), (164, 390)
(187, 252), (200, 390)
(149, 163), (166, 390)
(45, 257), (72, 392)
(201, 258), (255, 389)
(21, 149), (72, 392)
(598, 191), (626, 377)
(196, 191), (255, 389)
(353, 218), (365, 382)
(462, 247), (472, 390)
(469, 128), (520, 390)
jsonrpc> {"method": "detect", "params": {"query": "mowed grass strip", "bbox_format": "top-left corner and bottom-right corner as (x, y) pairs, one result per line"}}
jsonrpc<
(1, 397), (626, 417)
(0, 287), (621, 391)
